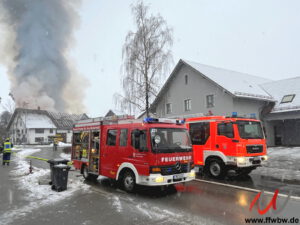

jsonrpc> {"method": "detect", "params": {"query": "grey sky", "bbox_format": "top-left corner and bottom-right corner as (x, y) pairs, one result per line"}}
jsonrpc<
(1, 0), (300, 117)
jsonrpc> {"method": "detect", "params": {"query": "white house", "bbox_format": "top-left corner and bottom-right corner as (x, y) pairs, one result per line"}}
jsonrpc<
(7, 108), (88, 144)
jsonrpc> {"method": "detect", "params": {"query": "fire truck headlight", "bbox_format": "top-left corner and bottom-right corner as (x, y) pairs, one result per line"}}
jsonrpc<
(237, 157), (246, 165)
(155, 176), (164, 183)
(262, 155), (268, 161)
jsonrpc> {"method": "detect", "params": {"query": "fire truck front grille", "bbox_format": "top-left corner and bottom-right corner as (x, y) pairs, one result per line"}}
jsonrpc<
(246, 145), (263, 154)
(159, 163), (190, 175)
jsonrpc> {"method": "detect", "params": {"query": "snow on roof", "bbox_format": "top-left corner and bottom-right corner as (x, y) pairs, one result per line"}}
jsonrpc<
(183, 60), (274, 101)
(7, 108), (89, 130)
(24, 113), (56, 129)
(261, 77), (300, 113)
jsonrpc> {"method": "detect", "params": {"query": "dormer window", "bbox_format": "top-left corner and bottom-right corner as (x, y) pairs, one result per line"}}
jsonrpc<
(280, 94), (295, 104)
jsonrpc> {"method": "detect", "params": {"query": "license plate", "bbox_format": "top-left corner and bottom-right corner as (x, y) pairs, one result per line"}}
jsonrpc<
(173, 174), (184, 180)
(253, 156), (260, 161)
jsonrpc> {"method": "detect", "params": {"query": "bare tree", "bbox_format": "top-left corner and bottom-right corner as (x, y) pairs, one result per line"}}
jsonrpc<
(115, 1), (173, 117)
(0, 111), (12, 142)
(0, 94), (16, 114)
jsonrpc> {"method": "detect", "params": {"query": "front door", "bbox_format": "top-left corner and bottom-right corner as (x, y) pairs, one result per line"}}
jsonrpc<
(274, 125), (283, 146)
(101, 128), (118, 177)
(189, 122), (210, 166)
(215, 122), (235, 153)
(130, 129), (149, 176)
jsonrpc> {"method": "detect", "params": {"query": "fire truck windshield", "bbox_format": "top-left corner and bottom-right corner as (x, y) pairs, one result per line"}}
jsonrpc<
(237, 120), (264, 139)
(150, 128), (192, 153)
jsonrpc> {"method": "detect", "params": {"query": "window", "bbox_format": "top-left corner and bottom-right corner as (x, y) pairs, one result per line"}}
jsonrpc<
(218, 123), (234, 138)
(107, 129), (117, 146)
(206, 95), (214, 108)
(184, 99), (191, 111)
(35, 137), (44, 143)
(50, 129), (53, 134)
(119, 129), (128, 146)
(237, 121), (264, 139)
(151, 128), (191, 153)
(280, 94), (295, 104)
(131, 130), (147, 151)
(185, 75), (188, 85)
(166, 103), (172, 114)
(35, 129), (44, 134)
(189, 122), (210, 145)
(73, 132), (82, 144)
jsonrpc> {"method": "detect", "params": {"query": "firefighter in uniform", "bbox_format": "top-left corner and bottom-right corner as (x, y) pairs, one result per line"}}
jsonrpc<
(82, 148), (87, 159)
(3, 138), (13, 166)
(53, 139), (58, 151)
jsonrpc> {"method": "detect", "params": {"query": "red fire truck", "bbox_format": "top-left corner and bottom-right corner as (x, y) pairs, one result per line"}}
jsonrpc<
(71, 116), (195, 192)
(186, 114), (268, 178)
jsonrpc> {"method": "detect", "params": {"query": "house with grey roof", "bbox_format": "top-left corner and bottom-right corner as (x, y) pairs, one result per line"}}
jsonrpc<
(261, 78), (300, 146)
(7, 108), (88, 144)
(150, 59), (300, 146)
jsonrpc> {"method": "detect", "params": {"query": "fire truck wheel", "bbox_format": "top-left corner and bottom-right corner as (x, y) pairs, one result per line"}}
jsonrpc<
(207, 158), (227, 179)
(82, 165), (98, 182)
(122, 170), (136, 192)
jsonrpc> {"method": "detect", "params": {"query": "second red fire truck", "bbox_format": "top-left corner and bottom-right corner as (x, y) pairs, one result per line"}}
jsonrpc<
(71, 116), (195, 192)
(186, 114), (268, 178)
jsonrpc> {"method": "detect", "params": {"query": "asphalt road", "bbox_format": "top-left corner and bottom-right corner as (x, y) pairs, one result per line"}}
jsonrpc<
(0, 146), (299, 225)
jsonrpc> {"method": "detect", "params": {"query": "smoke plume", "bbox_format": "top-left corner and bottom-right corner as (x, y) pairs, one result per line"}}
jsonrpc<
(0, 0), (87, 113)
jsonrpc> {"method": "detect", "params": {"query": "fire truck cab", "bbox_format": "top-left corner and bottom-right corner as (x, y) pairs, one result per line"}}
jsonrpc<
(72, 116), (195, 192)
(186, 114), (268, 178)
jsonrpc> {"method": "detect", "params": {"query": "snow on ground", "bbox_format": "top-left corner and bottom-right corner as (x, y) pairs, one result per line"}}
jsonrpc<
(60, 152), (71, 161)
(57, 142), (72, 147)
(0, 148), (90, 225)
(252, 147), (300, 182)
(111, 196), (123, 213)
(49, 142), (72, 147)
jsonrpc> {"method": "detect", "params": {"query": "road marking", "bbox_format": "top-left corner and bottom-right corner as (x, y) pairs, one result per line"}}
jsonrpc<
(195, 178), (300, 201)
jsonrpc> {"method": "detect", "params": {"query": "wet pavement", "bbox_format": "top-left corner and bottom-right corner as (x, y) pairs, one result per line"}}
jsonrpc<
(197, 173), (300, 197)
(0, 146), (300, 225)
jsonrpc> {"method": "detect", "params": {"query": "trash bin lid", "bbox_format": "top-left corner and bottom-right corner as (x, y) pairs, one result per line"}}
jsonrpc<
(54, 164), (70, 169)
(47, 158), (69, 164)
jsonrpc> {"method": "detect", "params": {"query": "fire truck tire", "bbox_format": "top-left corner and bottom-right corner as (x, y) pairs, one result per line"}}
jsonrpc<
(207, 158), (227, 179)
(122, 170), (136, 193)
(82, 165), (98, 182)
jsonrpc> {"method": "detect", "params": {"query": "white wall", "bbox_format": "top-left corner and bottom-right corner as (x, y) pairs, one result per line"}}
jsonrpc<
(27, 128), (56, 144)
(10, 114), (27, 144)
